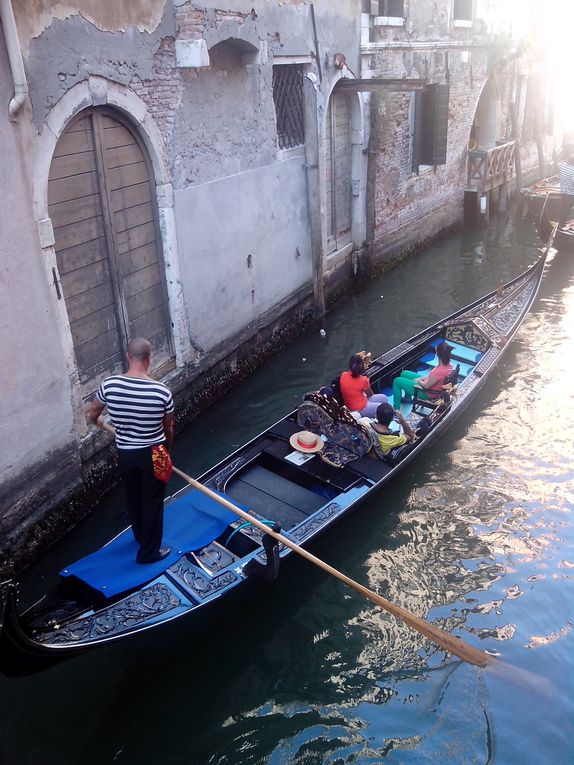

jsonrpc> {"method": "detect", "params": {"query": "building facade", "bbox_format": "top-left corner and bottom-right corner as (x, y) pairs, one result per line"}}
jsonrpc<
(0, 0), (553, 570)
(361, 0), (555, 259)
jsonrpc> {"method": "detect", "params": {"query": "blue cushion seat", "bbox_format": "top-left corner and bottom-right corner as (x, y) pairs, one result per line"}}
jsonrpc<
(430, 337), (483, 364)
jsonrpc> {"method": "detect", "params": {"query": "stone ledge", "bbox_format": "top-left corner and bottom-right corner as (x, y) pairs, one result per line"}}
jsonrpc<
(175, 39), (210, 68)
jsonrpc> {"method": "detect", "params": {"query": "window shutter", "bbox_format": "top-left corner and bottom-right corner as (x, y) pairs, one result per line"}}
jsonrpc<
(411, 91), (422, 172)
(453, 0), (473, 21)
(363, 0), (404, 14)
(385, 0), (404, 16)
(420, 84), (449, 166)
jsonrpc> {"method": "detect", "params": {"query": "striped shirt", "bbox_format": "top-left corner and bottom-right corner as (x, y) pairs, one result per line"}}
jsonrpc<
(559, 161), (574, 195)
(96, 376), (174, 450)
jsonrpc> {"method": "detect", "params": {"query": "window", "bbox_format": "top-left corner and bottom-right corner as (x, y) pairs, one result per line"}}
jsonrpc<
(272, 65), (305, 150)
(412, 84), (450, 170)
(453, 0), (473, 22)
(363, 0), (404, 16)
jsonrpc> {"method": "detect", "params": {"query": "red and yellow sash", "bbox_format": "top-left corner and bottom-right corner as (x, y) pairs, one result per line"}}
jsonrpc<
(151, 444), (173, 483)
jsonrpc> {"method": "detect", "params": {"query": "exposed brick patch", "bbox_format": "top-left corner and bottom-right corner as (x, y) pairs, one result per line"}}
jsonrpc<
(175, 4), (250, 40)
(176, 5), (207, 40)
(130, 36), (183, 144)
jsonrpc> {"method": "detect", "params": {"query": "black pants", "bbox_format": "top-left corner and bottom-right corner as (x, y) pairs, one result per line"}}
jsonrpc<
(117, 446), (166, 562)
(559, 194), (574, 225)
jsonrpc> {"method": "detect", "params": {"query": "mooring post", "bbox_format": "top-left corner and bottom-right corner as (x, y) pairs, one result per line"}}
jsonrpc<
(498, 182), (508, 213)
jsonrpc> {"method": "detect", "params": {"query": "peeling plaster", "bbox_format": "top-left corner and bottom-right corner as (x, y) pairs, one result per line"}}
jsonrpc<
(13, 0), (168, 56)
(25, 8), (175, 129)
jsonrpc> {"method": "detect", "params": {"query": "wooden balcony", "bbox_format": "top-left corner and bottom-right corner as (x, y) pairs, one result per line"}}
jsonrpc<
(466, 140), (516, 193)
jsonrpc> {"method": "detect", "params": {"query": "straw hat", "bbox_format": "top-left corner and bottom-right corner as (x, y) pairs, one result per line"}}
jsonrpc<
(289, 430), (324, 453)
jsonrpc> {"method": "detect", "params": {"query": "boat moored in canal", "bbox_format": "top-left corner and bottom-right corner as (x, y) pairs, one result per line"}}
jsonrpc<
(537, 208), (574, 253)
(0, 250), (550, 675)
(520, 175), (561, 220)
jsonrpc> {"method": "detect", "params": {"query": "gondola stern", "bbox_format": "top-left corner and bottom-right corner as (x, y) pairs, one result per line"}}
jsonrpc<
(0, 580), (66, 677)
(0, 579), (11, 635)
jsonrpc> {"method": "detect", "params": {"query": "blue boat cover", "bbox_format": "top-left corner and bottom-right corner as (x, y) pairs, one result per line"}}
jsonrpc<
(60, 489), (240, 598)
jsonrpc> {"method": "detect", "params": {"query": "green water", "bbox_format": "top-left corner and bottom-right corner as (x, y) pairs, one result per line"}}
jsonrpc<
(1, 211), (573, 764)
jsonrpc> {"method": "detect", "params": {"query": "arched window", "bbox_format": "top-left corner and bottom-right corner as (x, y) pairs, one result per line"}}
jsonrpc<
(48, 108), (174, 397)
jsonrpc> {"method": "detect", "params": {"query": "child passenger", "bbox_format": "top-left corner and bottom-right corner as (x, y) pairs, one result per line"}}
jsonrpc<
(369, 403), (414, 459)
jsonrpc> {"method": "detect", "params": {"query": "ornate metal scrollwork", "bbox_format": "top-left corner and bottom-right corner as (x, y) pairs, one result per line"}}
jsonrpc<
(41, 584), (182, 645)
(289, 503), (344, 543)
(472, 317), (505, 346)
(486, 282), (535, 335)
(170, 558), (238, 600)
(204, 457), (247, 492)
(473, 347), (501, 376)
(445, 323), (490, 351)
(193, 543), (236, 573)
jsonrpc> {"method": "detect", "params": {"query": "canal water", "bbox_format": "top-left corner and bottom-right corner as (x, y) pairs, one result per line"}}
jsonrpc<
(2, 210), (573, 764)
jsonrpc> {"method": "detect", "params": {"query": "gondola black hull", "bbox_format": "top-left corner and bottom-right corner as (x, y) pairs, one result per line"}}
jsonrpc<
(0, 251), (549, 674)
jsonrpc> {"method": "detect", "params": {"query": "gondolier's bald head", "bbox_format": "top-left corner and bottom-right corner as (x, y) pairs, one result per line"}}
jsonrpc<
(127, 337), (152, 362)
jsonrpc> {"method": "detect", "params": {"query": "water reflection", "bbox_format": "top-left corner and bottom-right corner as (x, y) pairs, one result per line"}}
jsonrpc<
(201, 233), (574, 764)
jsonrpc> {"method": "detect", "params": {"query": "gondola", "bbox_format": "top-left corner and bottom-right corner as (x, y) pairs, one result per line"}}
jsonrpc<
(537, 208), (574, 253)
(520, 175), (561, 220)
(0, 250), (549, 675)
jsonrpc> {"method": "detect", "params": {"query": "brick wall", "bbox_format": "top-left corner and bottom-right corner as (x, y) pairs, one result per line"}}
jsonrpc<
(365, 34), (543, 256)
(367, 45), (487, 248)
(130, 36), (183, 144)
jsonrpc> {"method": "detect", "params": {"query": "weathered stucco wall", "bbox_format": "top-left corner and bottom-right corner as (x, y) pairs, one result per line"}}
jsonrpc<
(21, 2), (175, 130)
(0, 32), (79, 536)
(171, 42), (277, 188)
(175, 155), (312, 349)
(13, 0), (169, 54)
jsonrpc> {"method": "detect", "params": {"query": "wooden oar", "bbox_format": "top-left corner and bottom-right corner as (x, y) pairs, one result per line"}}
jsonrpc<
(100, 421), (490, 667)
(171, 465), (491, 667)
(174, 467), (494, 666)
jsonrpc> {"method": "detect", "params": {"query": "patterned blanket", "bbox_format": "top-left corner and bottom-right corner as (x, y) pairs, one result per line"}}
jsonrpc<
(297, 392), (372, 467)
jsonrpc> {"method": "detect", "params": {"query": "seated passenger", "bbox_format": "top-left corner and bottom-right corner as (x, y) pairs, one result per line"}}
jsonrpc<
(369, 403), (414, 459)
(392, 341), (454, 406)
(339, 353), (388, 418)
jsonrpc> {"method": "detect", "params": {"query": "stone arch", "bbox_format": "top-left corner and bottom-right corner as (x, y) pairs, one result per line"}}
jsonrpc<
(471, 77), (501, 150)
(33, 78), (192, 435)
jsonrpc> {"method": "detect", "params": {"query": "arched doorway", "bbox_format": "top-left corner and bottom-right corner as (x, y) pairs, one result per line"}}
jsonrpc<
(471, 79), (499, 149)
(325, 88), (352, 254)
(48, 108), (174, 398)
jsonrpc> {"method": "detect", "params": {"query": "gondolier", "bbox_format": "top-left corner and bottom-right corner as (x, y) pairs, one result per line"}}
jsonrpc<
(86, 337), (175, 564)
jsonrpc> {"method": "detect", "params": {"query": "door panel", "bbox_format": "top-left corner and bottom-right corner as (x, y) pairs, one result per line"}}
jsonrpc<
(48, 109), (173, 399)
(99, 112), (172, 373)
(326, 90), (352, 253)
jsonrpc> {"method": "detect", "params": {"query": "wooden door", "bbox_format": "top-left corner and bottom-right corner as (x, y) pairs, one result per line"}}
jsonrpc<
(48, 109), (173, 399)
(325, 91), (352, 254)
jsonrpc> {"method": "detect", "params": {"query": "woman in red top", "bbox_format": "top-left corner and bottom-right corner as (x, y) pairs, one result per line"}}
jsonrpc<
(392, 342), (454, 405)
(339, 354), (388, 417)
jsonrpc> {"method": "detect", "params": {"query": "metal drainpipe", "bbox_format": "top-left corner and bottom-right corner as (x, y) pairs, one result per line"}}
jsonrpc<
(1, 0), (28, 120)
